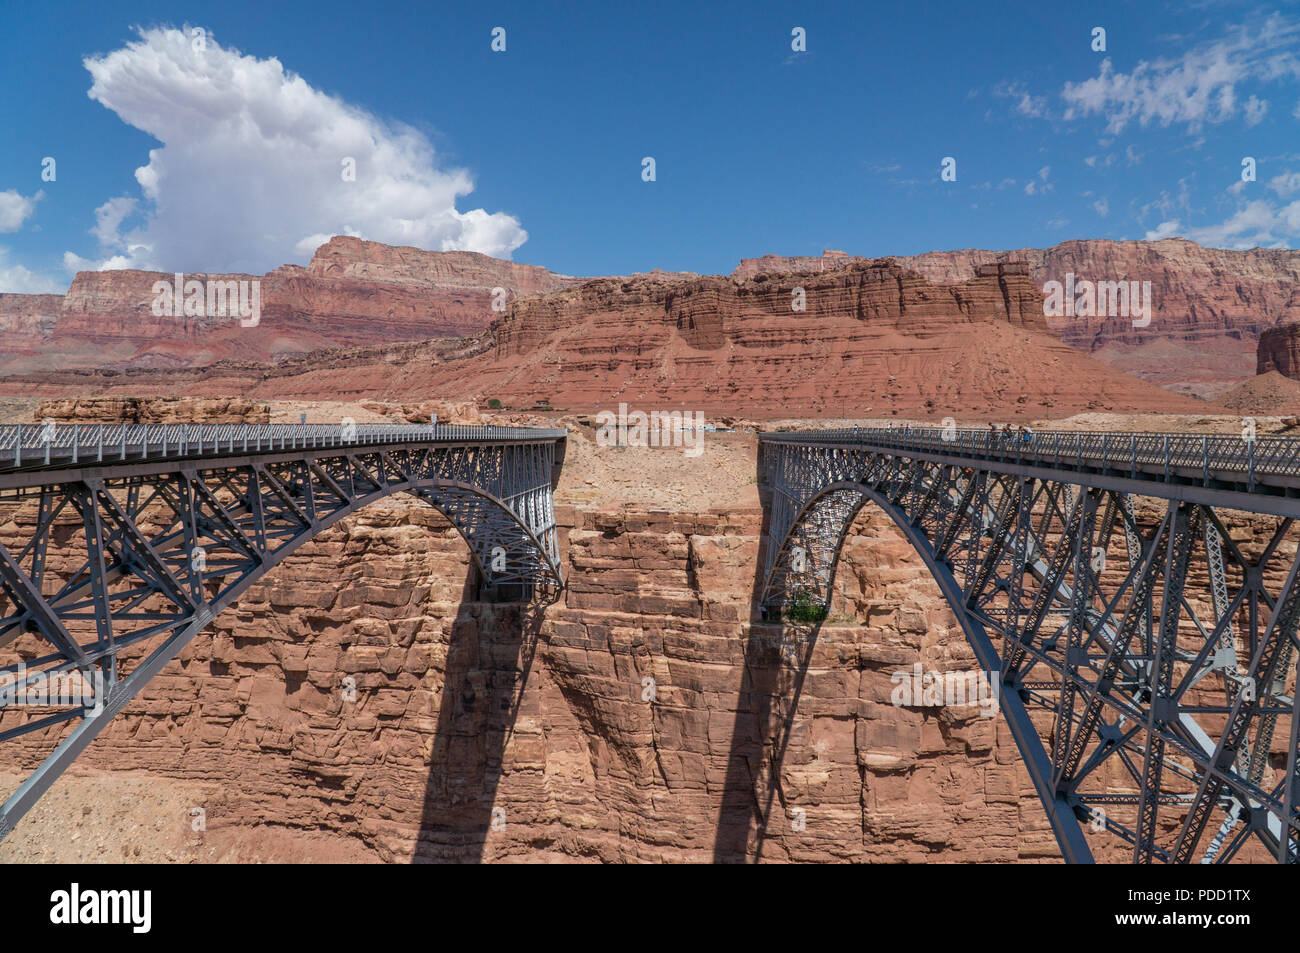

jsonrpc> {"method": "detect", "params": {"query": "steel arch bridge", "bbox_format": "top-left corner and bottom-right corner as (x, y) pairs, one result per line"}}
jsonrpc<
(759, 426), (1300, 864)
(0, 421), (566, 842)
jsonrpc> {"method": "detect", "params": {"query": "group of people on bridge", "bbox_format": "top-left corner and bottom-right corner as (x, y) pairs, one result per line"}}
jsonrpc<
(989, 422), (1035, 446)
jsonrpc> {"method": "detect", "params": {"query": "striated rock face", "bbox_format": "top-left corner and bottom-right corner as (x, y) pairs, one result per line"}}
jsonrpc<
(739, 240), (1300, 400)
(0, 258), (1209, 420)
(0, 294), (62, 366)
(0, 238), (581, 374)
(305, 236), (576, 295)
(33, 395), (271, 424)
(0, 495), (1063, 863)
(357, 399), (483, 425)
(1257, 322), (1300, 379)
(0, 293), (61, 339)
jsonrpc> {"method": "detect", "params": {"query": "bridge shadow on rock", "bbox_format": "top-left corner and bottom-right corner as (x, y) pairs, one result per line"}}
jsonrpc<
(712, 456), (833, 864)
(411, 570), (549, 864)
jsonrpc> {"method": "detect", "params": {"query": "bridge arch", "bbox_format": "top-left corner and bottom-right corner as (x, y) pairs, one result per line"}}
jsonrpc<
(758, 429), (1300, 864)
(759, 473), (1093, 861)
(0, 426), (566, 840)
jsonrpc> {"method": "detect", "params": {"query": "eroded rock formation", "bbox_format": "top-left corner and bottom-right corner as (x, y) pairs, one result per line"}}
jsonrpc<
(0, 238), (581, 374)
(0, 494), (1061, 862)
(739, 240), (1300, 399)
(1258, 322), (1300, 379)
(34, 396), (271, 424)
(0, 258), (1208, 421)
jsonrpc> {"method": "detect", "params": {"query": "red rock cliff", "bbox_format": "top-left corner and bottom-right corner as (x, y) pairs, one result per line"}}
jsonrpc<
(1257, 322), (1300, 378)
(0, 238), (581, 374)
(738, 240), (1300, 399)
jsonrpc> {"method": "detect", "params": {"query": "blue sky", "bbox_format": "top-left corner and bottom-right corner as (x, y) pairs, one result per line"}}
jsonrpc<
(2, 0), (1299, 291)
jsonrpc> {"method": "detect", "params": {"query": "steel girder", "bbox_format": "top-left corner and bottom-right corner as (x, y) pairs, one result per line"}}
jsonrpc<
(758, 433), (1300, 864)
(0, 427), (565, 842)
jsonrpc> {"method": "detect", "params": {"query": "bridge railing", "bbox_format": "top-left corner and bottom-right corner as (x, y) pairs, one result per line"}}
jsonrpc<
(0, 422), (568, 469)
(760, 426), (1300, 491)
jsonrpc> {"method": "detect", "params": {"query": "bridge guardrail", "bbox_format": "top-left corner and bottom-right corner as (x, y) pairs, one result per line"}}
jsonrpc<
(0, 422), (569, 470)
(760, 426), (1300, 492)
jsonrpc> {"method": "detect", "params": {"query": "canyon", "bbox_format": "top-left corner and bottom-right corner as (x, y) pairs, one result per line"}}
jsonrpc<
(0, 420), (1092, 863)
(0, 255), (1209, 422)
(1, 405), (1290, 865)
(4, 236), (1299, 416)
(1, 234), (1297, 864)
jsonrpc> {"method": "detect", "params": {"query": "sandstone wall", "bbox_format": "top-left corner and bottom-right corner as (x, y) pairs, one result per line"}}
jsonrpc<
(0, 238), (580, 375)
(738, 240), (1300, 398)
(0, 496), (1062, 863)
(1257, 322), (1300, 378)
(0, 257), (1212, 421)
(33, 396), (271, 424)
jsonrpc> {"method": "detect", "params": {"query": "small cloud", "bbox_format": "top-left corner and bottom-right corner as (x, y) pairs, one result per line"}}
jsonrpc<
(63, 250), (134, 273)
(1146, 220), (1182, 240)
(1244, 95), (1269, 125)
(90, 197), (137, 247)
(1024, 169), (1054, 196)
(0, 190), (43, 233)
(994, 80), (1048, 118)
(1269, 171), (1300, 197)
(1094, 198), (1110, 217)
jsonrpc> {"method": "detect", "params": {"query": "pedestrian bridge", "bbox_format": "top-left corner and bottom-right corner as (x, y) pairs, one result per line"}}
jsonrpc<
(0, 422), (565, 840)
(759, 425), (1300, 864)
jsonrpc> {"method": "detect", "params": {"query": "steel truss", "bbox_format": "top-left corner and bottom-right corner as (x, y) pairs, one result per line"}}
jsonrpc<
(0, 424), (566, 841)
(759, 428), (1300, 864)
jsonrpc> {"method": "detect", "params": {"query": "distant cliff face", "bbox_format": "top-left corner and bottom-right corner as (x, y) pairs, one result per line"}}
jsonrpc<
(0, 294), (62, 366)
(0, 238), (581, 374)
(0, 257), (1207, 421)
(738, 240), (1300, 400)
(494, 259), (1048, 359)
(1258, 322), (1300, 378)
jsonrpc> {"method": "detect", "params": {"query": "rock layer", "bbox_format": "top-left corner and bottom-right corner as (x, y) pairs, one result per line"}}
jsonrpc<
(739, 240), (1300, 399)
(0, 494), (1061, 863)
(33, 395), (270, 424)
(0, 259), (1209, 421)
(0, 238), (580, 374)
(1258, 322), (1300, 378)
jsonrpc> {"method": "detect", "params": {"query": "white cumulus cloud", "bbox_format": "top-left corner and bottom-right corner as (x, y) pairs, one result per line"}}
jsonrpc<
(0, 190), (43, 233)
(71, 26), (527, 274)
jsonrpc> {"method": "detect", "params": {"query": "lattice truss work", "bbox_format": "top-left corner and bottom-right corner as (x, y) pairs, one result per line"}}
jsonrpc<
(760, 441), (1300, 864)
(0, 436), (563, 840)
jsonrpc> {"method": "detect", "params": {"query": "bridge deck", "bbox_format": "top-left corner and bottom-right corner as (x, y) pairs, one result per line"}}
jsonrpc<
(761, 426), (1300, 515)
(0, 422), (567, 488)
